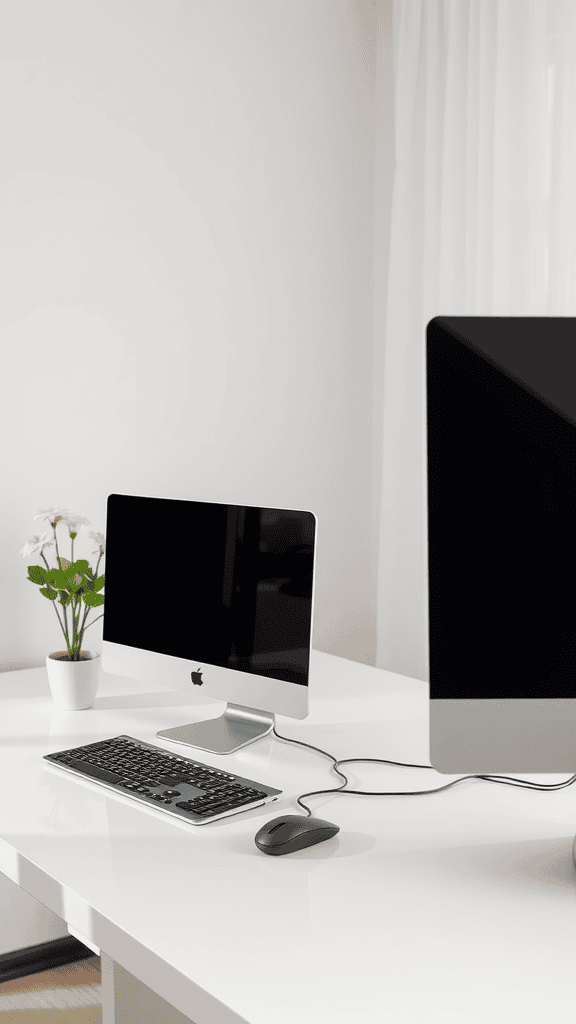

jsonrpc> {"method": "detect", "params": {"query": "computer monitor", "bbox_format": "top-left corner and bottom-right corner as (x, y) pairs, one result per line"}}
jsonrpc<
(102, 493), (316, 753)
(427, 317), (576, 773)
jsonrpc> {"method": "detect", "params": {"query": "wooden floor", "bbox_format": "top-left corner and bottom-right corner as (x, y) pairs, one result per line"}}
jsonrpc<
(0, 957), (101, 1023)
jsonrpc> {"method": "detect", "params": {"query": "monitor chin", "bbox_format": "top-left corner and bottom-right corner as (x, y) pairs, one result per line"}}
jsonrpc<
(430, 697), (576, 775)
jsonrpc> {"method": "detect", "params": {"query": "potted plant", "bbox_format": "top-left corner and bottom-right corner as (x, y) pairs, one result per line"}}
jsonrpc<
(20, 507), (105, 709)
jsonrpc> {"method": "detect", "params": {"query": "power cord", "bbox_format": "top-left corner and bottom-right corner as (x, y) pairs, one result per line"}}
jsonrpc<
(272, 725), (576, 817)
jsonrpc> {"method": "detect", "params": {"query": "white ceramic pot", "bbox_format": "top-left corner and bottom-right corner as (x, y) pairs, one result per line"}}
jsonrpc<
(46, 650), (100, 710)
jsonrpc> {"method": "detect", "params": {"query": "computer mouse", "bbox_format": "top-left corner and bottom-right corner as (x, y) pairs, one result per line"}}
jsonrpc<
(254, 814), (340, 856)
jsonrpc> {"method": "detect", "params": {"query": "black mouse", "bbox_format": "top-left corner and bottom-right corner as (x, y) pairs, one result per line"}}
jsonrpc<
(254, 814), (340, 856)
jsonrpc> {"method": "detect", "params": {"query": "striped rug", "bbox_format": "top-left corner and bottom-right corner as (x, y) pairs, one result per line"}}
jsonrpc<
(0, 956), (101, 1023)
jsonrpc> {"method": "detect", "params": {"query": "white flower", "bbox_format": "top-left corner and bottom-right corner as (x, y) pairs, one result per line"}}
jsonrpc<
(63, 514), (90, 532)
(89, 530), (106, 554)
(34, 507), (70, 526)
(20, 532), (54, 558)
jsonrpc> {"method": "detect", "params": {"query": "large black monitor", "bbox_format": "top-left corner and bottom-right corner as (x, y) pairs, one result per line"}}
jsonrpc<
(427, 317), (576, 772)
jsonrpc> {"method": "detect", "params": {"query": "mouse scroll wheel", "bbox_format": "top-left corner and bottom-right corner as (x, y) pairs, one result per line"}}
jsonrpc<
(269, 821), (287, 834)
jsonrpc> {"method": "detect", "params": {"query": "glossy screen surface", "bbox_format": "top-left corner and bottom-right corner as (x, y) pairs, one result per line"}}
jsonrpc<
(427, 317), (576, 699)
(103, 495), (315, 686)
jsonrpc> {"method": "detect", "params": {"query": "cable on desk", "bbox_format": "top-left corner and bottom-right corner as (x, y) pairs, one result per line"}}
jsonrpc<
(271, 725), (576, 817)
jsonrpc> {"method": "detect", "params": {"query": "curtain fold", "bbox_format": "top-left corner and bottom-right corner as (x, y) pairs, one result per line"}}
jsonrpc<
(377, 0), (576, 681)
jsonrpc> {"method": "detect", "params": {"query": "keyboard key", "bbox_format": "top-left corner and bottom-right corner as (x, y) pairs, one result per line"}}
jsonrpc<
(64, 758), (122, 784)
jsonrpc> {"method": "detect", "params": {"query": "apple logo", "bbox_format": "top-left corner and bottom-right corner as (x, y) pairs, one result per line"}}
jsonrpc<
(191, 667), (203, 686)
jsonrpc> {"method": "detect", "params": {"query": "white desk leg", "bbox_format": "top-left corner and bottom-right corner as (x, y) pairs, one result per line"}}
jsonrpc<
(100, 953), (116, 1024)
(100, 952), (196, 1024)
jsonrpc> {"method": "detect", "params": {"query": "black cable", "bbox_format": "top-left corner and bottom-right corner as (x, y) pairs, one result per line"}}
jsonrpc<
(271, 725), (576, 817)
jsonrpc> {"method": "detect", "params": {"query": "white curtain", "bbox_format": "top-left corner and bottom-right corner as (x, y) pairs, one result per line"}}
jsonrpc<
(376, 0), (576, 681)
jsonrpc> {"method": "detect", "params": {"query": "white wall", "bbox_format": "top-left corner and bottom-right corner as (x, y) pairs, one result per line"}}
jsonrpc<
(1, 0), (379, 672)
(371, 0), (394, 666)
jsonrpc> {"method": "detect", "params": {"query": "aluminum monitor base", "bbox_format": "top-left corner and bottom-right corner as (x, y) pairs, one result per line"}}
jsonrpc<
(156, 703), (275, 754)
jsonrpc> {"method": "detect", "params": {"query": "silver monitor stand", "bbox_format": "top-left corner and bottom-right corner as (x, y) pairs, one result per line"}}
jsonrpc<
(156, 703), (275, 754)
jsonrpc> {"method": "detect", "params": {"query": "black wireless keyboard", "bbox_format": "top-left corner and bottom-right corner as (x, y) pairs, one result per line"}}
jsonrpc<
(44, 735), (282, 824)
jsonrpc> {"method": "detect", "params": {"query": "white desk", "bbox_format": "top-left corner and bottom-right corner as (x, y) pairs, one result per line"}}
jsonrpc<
(0, 649), (575, 1024)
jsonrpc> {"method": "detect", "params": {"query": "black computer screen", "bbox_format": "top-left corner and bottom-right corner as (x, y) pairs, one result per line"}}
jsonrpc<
(427, 317), (576, 699)
(103, 494), (315, 686)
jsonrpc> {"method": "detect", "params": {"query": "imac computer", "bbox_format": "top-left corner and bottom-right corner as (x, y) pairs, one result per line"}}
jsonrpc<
(427, 317), (576, 773)
(102, 493), (316, 754)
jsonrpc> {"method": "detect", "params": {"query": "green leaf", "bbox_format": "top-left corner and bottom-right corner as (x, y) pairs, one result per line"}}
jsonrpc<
(59, 590), (72, 606)
(83, 590), (104, 608)
(66, 561), (93, 591)
(46, 568), (70, 590)
(93, 575), (105, 593)
(27, 565), (47, 586)
(40, 585), (58, 601)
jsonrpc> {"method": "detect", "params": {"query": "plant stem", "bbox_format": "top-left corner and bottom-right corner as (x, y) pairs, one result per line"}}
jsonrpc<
(70, 595), (77, 660)
(73, 592), (83, 660)
(76, 595), (84, 655)
(77, 550), (104, 651)
(79, 601), (91, 637)
(53, 524), (63, 570)
(76, 596), (90, 655)
(82, 613), (104, 631)
(41, 552), (69, 650)
(52, 525), (72, 655)
(61, 602), (71, 657)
